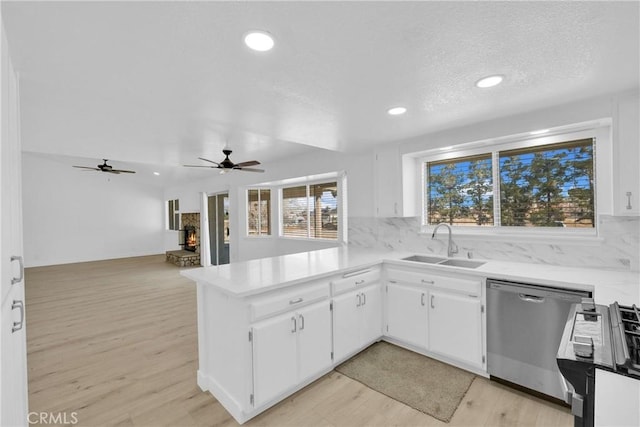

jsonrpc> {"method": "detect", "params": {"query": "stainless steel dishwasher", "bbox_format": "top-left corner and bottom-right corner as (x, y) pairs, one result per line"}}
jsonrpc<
(487, 278), (591, 402)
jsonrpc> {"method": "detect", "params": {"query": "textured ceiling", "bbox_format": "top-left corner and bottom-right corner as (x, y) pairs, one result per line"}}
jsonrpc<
(2, 1), (639, 176)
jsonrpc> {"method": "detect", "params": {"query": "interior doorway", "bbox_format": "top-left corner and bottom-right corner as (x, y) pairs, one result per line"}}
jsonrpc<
(207, 193), (230, 265)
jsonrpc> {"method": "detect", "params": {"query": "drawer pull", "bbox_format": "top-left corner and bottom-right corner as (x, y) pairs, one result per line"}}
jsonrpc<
(291, 316), (297, 333)
(355, 279), (365, 285)
(299, 314), (305, 330)
(289, 297), (304, 305)
(362, 293), (366, 306)
(343, 269), (371, 279)
(421, 279), (434, 284)
(431, 295), (435, 309)
(421, 293), (425, 306)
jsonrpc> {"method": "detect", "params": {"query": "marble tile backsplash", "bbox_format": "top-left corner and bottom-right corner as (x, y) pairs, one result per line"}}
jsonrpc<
(348, 215), (640, 272)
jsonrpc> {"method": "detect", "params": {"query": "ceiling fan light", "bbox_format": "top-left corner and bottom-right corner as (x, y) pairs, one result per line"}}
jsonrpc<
(244, 31), (275, 52)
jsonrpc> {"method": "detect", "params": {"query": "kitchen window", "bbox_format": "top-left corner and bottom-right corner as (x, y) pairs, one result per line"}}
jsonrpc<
(167, 199), (179, 231)
(281, 181), (338, 240)
(247, 189), (271, 236)
(424, 136), (596, 231)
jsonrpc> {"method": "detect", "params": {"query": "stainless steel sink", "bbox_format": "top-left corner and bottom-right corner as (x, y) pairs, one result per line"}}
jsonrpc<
(401, 255), (447, 264)
(400, 255), (486, 269)
(438, 259), (486, 269)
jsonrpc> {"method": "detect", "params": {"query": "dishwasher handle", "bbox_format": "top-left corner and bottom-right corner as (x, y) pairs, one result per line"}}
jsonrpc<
(519, 293), (545, 303)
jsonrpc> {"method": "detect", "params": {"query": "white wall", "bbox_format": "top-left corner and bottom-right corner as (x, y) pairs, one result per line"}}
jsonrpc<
(22, 152), (165, 267)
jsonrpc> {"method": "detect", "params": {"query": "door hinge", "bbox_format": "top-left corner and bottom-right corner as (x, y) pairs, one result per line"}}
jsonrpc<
(482, 355), (486, 364)
(330, 301), (333, 311)
(331, 351), (334, 361)
(481, 305), (485, 314)
(248, 330), (253, 342)
(250, 394), (254, 406)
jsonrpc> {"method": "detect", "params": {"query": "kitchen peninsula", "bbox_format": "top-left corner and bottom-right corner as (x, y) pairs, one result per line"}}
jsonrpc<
(181, 246), (639, 424)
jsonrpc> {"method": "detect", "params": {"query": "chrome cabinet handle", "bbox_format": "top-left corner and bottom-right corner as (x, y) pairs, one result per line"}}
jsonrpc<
(11, 255), (24, 285)
(299, 314), (305, 331)
(421, 279), (434, 284)
(431, 295), (435, 309)
(421, 293), (425, 306)
(355, 279), (365, 285)
(289, 297), (304, 305)
(12, 300), (24, 333)
(356, 293), (362, 307)
(291, 316), (297, 333)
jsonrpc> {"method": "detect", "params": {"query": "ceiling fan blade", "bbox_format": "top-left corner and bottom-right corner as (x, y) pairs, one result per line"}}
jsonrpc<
(198, 157), (221, 166)
(234, 160), (261, 167)
(237, 167), (265, 173)
(73, 166), (100, 171)
(111, 169), (136, 174)
(183, 164), (217, 168)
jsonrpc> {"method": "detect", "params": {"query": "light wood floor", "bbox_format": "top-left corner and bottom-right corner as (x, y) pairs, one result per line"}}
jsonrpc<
(24, 255), (572, 427)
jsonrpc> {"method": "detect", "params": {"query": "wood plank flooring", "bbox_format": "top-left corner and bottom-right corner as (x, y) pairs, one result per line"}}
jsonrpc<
(24, 255), (572, 427)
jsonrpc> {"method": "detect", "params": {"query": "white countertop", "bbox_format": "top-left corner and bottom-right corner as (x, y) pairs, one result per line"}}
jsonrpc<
(181, 246), (640, 304)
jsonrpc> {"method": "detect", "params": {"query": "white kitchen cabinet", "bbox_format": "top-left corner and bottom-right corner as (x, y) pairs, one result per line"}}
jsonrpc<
(428, 290), (483, 369)
(613, 92), (640, 216)
(251, 299), (331, 408)
(595, 369), (640, 427)
(386, 283), (428, 350)
(1, 22), (28, 427)
(251, 311), (298, 407)
(333, 284), (382, 362)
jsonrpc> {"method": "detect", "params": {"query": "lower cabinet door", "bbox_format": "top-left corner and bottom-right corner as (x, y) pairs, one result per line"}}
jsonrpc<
(297, 300), (332, 382)
(1, 284), (28, 427)
(428, 290), (483, 368)
(252, 312), (298, 407)
(386, 283), (428, 349)
(359, 285), (382, 345)
(332, 291), (361, 362)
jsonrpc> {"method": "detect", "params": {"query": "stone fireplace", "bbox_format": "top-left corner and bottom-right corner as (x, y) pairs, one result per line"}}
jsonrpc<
(166, 212), (201, 267)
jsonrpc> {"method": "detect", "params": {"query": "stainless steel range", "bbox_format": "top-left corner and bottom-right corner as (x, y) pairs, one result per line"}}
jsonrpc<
(557, 299), (640, 427)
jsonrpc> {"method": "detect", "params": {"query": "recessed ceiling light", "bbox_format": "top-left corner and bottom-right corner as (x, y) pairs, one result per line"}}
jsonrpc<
(530, 129), (550, 135)
(244, 31), (275, 52)
(153, 172), (160, 176)
(387, 107), (407, 116)
(475, 75), (504, 88)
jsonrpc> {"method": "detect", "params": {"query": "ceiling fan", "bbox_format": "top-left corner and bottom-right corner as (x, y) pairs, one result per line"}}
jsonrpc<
(72, 159), (136, 174)
(184, 149), (264, 173)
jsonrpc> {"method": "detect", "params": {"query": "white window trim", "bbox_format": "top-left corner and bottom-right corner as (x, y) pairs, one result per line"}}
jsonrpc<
(419, 121), (612, 240)
(277, 173), (347, 243)
(246, 188), (272, 238)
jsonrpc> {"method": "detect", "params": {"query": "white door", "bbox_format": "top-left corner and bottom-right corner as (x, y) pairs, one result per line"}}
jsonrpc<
(332, 291), (361, 362)
(251, 312), (298, 407)
(297, 301), (332, 382)
(386, 284), (428, 349)
(428, 291), (483, 368)
(359, 285), (382, 345)
(1, 23), (28, 427)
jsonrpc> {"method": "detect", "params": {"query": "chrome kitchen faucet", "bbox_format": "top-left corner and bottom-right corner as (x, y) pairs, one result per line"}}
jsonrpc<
(431, 223), (458, 258)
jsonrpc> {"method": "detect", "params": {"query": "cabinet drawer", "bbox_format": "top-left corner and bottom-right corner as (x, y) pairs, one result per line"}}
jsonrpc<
(250, 283), (329, 322)
(386, 268), (481, 296)
(331, 267), (381, 295)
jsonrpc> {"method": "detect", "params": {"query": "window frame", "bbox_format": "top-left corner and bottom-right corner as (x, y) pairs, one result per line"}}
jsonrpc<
(246, 188), (272, 237)
(420, 124), (611, 238)
(279, 178), (344, 242)
(167, 199), (180, 231)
